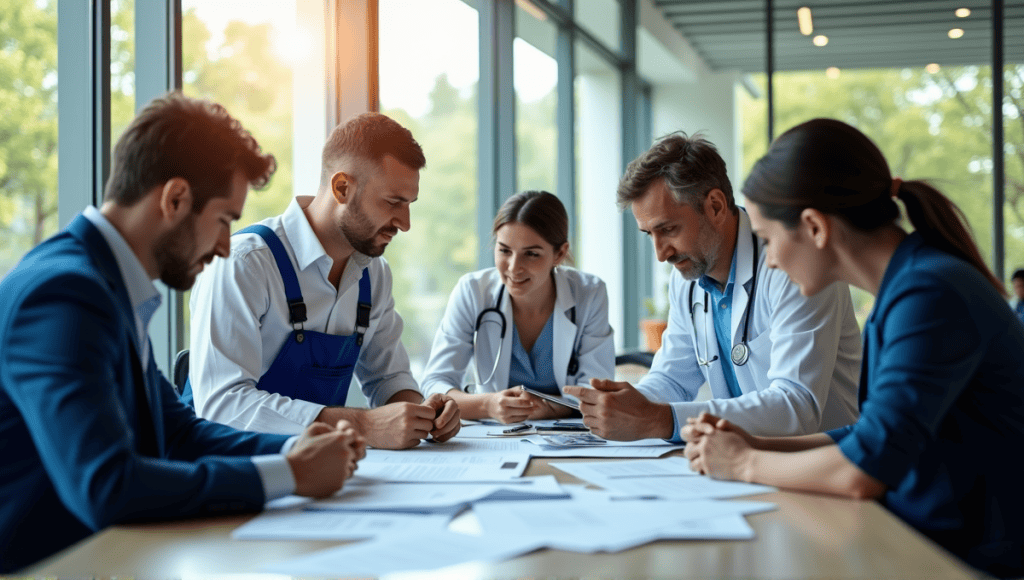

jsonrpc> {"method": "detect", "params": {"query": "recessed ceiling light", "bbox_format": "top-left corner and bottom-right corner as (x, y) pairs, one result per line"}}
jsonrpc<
(797, 7), (813, 35)
(926, 63), (941, 73)
(813, 35), (829, 47)
(826, 67), (841, 79)
(955, 8), (971, 17)
(948, 28), (965, 39)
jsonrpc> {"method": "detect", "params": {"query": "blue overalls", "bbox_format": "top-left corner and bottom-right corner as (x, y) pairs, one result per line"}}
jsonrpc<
(181, 224), (370, 407)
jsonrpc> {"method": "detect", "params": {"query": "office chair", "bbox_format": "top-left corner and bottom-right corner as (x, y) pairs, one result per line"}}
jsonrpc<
(615, 349), (655, 368)
(172, 349), (190, 395)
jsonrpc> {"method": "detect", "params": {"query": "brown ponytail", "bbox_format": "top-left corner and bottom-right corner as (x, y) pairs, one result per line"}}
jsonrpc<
(743, 118), (1005, 297)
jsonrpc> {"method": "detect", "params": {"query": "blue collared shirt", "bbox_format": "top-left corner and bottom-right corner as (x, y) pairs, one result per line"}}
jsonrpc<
(697, 255), (743, 399)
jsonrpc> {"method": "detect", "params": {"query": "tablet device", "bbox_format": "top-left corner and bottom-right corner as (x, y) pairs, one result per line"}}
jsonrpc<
(518, 385), (581, 410)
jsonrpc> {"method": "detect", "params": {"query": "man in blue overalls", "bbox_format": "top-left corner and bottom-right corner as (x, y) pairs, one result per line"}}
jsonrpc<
(184, 113), (460, 449)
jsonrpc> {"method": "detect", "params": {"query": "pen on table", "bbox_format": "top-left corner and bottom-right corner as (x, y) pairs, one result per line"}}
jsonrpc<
(503, 424), (532, 434)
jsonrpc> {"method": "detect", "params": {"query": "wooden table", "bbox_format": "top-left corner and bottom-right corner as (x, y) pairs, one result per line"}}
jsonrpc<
(22, 456), (985, 579)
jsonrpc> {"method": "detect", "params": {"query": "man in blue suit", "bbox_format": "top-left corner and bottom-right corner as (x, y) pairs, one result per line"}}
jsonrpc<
(0, 92), (365, 573)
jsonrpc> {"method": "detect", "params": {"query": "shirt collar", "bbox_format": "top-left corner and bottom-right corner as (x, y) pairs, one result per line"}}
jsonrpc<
(284, 196), (371, 272)
(82, 206), (161, 316)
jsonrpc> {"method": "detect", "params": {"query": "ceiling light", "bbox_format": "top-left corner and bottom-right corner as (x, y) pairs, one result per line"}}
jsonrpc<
(826, 67), (840, 79)
(797, 7), (813, 36)
(955, 8), (971, 17)
(926, 63), (941, 73)
(813, 35), (829, 47)
(948, 28), (965, 39)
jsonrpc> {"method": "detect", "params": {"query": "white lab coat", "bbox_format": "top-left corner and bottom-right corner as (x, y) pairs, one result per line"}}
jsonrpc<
(636, 209), (862, 437)
(421, 266), (615, 397)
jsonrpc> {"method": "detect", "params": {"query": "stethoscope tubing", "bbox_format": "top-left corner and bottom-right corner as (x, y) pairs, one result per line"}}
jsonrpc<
(689, 233), (759, 367)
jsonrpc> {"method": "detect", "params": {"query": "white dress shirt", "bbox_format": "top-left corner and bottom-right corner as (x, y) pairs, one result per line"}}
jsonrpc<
(82, 206), (296, 499)
(636, 209), (862, 438)
(420, 266), (615, 397)
(188, 196), (419, 435)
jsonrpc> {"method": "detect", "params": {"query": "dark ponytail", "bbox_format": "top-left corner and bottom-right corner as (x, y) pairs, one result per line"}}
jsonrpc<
(896, 180), (1004, 295)
(743, 118), (1005, 297)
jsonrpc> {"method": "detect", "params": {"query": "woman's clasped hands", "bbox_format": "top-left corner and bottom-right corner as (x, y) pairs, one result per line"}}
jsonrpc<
(682, 411), (762, 482)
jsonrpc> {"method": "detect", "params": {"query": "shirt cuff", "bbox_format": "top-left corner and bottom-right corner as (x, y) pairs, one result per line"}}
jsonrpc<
(666, 405), (684, 444)
(252, 452), (296, 501)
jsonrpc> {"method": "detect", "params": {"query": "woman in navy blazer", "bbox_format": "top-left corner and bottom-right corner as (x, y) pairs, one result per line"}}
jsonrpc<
(682, 118), (1024, 578)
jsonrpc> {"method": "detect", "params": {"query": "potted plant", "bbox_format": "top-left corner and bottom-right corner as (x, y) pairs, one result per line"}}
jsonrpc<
(640, 296), (669, 352)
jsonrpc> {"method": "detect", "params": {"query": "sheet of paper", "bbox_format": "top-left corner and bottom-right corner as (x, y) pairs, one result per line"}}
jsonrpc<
(522, 435), (682, 458)
(370, 437), (529, 455)
(232, 509), (451, 540)
(549, 514), (756, 552)
(597, 474), (775, 500)
(355, 452), (530, 481)
(472, 498), (774, 553)
(263, 529), (546, 577)
(550, 456), (698, 483)
(307, 475), (567, 512)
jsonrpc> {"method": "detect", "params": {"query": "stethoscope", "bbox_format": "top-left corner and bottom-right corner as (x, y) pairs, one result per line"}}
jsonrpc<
(688, 233), (759, 367)
(472, 284), (580, 387)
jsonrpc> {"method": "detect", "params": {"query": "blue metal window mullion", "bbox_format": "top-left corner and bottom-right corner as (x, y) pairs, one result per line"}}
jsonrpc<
(621, 0), (642, 349)
(478, 0), (517, 269)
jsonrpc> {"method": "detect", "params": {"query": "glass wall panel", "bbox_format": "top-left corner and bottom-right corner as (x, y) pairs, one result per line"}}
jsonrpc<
(1006, 1), (1024, 291)
(515, 2), (557, 194)
(762, 2), (993, 324)
(575, 40), (623, 347)
(573, 0), (619, 53)
(181, 0), (323, 335)
(0, 0), (59, 275)
(111, 0), (134, 147)
(379, 0), (479, 377)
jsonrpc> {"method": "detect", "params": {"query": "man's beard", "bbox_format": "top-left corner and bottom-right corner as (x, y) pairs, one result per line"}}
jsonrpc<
(340, 197), (397, 258)
(154, 215), (213, 290)
(666, 216), (720, 281)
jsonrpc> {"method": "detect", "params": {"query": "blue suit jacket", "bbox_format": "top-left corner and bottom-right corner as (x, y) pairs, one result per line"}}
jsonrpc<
(0, 214), (291, 572)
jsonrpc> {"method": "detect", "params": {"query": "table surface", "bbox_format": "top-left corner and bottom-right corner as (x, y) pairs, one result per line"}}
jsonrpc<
(23, 456), (985, 580)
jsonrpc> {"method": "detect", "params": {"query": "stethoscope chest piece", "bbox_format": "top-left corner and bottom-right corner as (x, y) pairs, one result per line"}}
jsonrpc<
(730, 343), (749, 366)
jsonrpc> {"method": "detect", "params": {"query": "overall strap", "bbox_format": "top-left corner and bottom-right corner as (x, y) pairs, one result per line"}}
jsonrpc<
(355, 268), (371, 345)
(237, 225), (307, 326)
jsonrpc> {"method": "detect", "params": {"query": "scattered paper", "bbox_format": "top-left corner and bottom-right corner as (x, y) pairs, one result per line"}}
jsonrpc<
(356, 452), (530, 481)
(263, 529), (546, 577)
(232, 509), (451, 540)
(550, 456), (698, 482)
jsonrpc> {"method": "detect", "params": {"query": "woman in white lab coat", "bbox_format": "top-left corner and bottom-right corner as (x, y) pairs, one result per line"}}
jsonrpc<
(421, 191), (615, 423)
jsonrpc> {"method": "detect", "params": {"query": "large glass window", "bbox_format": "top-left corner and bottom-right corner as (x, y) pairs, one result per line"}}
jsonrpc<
(182, 0), (307, 227)
(515, 4), (557, 194)
(379, 0), (479, 378)
(1005, 1), (1024, 286)
(742, 6), (996, 324)
(111, 0), (134, 147)
(180, 0), (324, 336)
(575, 40), (623, 347)
(0, 0), (59, 275)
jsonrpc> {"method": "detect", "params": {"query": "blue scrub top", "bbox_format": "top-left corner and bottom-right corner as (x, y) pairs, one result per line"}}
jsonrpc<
(828, 233), (1024, 578)
(508, 313), (560, 395)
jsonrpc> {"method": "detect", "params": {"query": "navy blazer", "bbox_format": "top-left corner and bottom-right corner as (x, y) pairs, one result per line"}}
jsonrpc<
(828, 233), (1024, 578)
(0, 214), (291, 572)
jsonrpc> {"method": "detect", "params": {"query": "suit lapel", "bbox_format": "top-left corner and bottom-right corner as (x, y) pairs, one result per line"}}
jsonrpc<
(67, 214), (162, 457)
